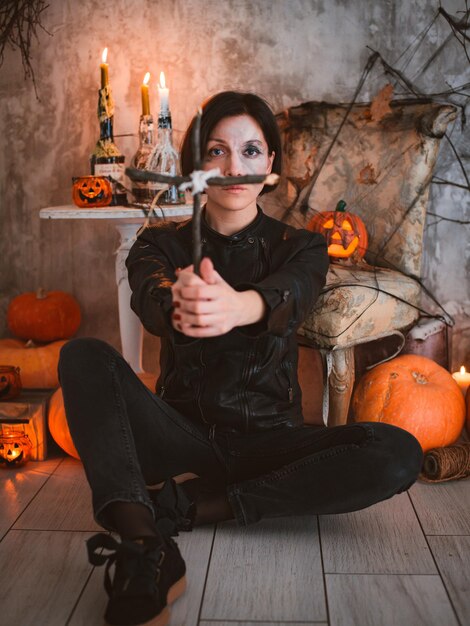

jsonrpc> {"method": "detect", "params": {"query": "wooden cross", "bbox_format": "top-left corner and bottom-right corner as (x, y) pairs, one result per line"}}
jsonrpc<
(126, 110), (279, 275)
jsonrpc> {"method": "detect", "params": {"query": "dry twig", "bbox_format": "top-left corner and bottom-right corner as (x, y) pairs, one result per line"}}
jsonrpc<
(0, 0), (50, 97)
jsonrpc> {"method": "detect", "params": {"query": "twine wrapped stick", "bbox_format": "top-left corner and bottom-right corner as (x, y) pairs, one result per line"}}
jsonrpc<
(420, 442), (470, 482)
(126, 109), (279, 275)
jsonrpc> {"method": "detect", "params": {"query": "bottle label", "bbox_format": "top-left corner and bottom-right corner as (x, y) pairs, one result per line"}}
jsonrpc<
(94, 162), (125, 184)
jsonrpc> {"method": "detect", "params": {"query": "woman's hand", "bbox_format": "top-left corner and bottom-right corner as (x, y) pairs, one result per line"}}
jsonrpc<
(171, 257), (266, 337)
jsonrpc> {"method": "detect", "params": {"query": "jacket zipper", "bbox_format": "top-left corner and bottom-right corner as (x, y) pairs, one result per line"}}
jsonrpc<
(281, 360), (294, 403)
(252, 237), (268, 283)
(159, 342), (176, 399)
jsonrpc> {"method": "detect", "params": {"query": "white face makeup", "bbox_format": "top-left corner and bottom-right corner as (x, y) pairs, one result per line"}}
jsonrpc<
(202, 114), (275, 221)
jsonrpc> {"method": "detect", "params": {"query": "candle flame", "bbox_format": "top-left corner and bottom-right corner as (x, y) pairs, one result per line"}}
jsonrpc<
(102, 48), (108, 63)
(460, 365), (466, 375)
(159, 71), (166, 89)
(143, 72), (150, 86)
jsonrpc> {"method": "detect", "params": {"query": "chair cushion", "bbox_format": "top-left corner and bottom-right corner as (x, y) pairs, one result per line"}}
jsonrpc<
(298, 262), (421, 348)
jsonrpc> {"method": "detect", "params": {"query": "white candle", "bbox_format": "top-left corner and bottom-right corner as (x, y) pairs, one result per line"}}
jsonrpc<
(159, 71), (170, 115)
(452, 365), (470, 396)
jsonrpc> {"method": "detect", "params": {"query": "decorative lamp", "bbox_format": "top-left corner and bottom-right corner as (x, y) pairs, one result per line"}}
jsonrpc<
(0, 428), (32, 467)
(0, 366), (22, 401)
(307, 199), (368, 261)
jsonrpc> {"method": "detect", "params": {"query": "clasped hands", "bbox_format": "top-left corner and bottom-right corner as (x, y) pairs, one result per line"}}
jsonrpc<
(171, 257), (265, 337)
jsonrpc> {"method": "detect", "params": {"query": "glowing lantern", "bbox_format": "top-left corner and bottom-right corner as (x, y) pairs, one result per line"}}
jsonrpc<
(0, 429), (32, 467)
(0, 365), (22, 400)
(307, 199), (368, 260)
(72, 176), (113, 208)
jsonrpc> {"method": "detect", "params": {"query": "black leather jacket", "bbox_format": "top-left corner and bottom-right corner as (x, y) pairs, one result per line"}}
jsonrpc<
(126, 207), (329, 433)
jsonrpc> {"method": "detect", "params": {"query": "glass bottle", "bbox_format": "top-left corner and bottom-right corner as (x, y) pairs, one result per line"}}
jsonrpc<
(130, 114), (161, 203)
(90, 87), (127, 206)
(146, 112), (184, 205)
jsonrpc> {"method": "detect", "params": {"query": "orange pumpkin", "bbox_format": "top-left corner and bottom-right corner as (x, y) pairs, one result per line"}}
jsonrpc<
(48, 387), (80, 459)
(0, 339), (66, 388)
(307, 199), (368, 260)
(48, 372), (157, 459)
(7, 289), (81, 342)
(72, 175), (113, 208)
(352, 354), (465, 452)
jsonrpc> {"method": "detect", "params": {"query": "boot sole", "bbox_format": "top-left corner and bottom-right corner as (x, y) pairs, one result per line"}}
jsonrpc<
(130, 575), (187, 626)
(105, 575), (187, 626)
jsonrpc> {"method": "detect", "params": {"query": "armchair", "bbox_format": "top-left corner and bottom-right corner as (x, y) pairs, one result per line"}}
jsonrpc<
(261, 99), (457, 426)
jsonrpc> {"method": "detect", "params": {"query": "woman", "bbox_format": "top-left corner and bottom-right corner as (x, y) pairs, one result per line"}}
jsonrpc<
(58, 91), (423, 626)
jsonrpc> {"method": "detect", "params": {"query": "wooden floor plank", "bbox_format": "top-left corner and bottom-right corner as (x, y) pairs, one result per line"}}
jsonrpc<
(200, 516), (326, 623)
(0, 457), (63, 540)
(199, 622), (325, 625)
(169, 526), (216, 626)
(0, 529), (95, 626)
(320, 492), (435, 574)
(428, 535), (470, 625)
(69, 526), (216, 626)
(13, 456), (101, 532)
(409, 479), (470, 535)
(326, 574), (459, 626)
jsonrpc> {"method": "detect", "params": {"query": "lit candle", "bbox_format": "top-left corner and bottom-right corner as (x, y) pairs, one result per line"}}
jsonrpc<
(141, 72), (150, 116)
(452, 365), (470, 396)
(159, 71), (170, 115)
(100, 47), (109, 88)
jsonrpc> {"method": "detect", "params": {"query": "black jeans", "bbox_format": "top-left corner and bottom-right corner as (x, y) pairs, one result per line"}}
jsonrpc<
(58, 338), (423, 528)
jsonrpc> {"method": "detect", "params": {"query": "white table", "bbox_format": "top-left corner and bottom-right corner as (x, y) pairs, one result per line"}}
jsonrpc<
(39, 205), (193, 372)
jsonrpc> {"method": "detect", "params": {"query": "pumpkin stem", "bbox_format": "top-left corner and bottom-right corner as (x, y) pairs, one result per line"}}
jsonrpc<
(25, 340), (37, 349)
(335, 199), (347, 212)
(36, 288), (47, 300)
(412, 370), (428, 385)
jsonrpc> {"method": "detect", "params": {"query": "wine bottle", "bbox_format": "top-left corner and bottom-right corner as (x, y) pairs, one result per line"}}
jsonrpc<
(90, 87), (127, 206)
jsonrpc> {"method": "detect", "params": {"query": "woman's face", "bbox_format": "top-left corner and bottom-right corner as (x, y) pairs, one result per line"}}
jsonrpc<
(202, 114), (274, 215)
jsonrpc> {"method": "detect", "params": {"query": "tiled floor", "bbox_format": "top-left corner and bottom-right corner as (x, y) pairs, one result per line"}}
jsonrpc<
(0, 454), (468, 626)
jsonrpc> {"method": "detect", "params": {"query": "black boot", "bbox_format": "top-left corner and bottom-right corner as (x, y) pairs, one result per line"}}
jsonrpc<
(149, 478), (198, 535)
(87, 532), (186, 626)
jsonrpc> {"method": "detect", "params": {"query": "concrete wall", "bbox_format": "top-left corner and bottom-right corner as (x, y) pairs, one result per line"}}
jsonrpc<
(0, 0), (468, 373)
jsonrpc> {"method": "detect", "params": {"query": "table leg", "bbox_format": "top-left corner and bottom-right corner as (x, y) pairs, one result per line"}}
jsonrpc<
(115, 224), (144, 373)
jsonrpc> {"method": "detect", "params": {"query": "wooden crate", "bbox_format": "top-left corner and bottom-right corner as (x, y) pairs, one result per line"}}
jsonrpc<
(0, 389), (56, 461)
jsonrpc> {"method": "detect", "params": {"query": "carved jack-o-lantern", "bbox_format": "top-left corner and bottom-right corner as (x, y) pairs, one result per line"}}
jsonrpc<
(0, 366), (22, 401)
(0, 430), (32, 467)
(307, 200), (368, 260)
(72, 176), (113, 208)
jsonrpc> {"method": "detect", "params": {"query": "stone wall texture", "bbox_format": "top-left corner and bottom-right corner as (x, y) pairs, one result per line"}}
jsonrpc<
(0, 0), (468, 372)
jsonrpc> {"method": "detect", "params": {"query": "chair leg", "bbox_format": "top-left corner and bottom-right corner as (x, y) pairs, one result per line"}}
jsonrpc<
(327, 347), (355, 427)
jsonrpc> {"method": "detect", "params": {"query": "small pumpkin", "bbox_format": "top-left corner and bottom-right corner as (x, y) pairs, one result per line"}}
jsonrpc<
(7, 288), (81, 342)
(0, 430), (32, 467)
(72, 175), (112, 208)
(307, 199), (368, 260)
(352, 354), (465, 452)
(0, 365), (22, 400)
(48, 372), (157, 459)
(0, 339), (66, 388)
(48, 387), (80, 459)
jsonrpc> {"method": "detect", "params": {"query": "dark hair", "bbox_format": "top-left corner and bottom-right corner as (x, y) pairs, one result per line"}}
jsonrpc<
(180, 91), (282, 195)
